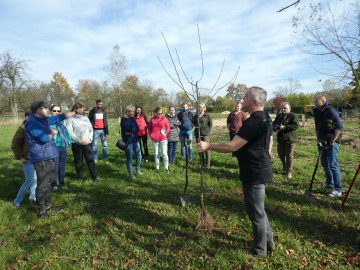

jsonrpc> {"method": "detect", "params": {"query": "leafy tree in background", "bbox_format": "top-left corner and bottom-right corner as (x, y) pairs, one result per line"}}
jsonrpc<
(226, 83), (247, 101)
(75, 79), (102, 110)
(48, 72), (74, 109)
(273, 95), (286, 113)
(286, 93), (312, 113)
(0, 51), (30, 118)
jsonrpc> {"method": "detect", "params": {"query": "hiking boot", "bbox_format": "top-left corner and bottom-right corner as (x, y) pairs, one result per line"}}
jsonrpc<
(329, 189), (342, 198)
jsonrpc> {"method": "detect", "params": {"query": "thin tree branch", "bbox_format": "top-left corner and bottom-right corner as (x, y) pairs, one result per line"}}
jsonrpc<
(277, 0), (300, 13)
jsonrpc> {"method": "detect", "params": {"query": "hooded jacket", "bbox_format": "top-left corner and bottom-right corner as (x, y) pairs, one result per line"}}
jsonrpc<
(25, 113), (66, 162)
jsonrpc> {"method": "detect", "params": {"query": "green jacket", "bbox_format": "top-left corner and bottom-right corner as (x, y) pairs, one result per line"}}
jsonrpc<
(273, 112), (298, 143)
(194, 112), (212, 138)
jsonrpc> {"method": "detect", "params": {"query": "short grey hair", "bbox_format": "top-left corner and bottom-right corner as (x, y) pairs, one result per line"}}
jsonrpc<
(247, 86), (267, 107)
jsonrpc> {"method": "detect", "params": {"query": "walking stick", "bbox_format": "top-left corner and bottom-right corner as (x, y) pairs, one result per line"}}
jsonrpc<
(341, 164), (360, 207)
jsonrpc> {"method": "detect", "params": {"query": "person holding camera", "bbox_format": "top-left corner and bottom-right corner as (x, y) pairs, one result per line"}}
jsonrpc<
(272, 102), (298, 179)
(314, 96), (343, 197)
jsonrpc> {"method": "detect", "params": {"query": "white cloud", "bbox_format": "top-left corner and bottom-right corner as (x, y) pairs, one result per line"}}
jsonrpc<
(0, 0), (344, 99)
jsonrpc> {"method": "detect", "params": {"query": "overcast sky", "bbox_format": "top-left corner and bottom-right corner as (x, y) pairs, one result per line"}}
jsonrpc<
(0, 0), (340, 99)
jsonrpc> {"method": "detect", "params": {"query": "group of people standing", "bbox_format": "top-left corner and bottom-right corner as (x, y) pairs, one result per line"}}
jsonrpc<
(10, 89), (343, 258)
(11, 99), (109, 216)
(120, 102), (213, 178)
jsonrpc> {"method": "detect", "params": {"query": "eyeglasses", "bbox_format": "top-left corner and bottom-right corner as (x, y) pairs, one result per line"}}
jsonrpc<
(52, 110), (61, 112)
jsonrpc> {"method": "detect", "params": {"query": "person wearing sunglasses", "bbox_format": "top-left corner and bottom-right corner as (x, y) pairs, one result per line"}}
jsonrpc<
(50, 105), (71, 191)
(25, 100), (76, 217)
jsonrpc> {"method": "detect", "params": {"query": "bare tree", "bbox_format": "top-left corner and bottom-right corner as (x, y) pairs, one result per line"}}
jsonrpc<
(274, 78), (303, 97)
(158, 25), (239, 232)
(0, 51), (30, 118)
(293, 0), (360, 95)
(104, 44), (127, 87)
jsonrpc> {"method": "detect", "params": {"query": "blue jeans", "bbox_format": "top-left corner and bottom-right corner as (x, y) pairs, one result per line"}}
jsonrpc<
(179, 131), (192, 161)
(152, 140), (169, 170)
(318, 143), (342, 192)
(168, 141), (178, 163)
(52, 146), (67, 187)
(125, 142), (141, 175)
(92, 129), (108, 160)
(243, 183), (274, 256)
(14, 160), (37, 206)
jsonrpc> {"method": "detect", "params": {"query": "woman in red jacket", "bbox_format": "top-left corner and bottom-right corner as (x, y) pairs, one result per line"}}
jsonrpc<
(134, 106), (149, 162)
(148, 107), (170, 173)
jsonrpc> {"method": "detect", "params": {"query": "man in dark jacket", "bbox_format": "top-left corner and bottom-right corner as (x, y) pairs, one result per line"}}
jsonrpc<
(177, 102), (194, 161)
(26, 101), (75, 217)
(88, 99), (110, 164)
(313, 96), (343, 197)
(197, 87), (275, 257)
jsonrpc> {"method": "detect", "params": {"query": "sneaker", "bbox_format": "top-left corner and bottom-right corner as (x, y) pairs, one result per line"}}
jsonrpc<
(137, 171), (144, 176)
(145, 159), (149, 163)
(286, 173), (292, 179)
(154, 168), (159, 172)
(329, 190), (342, 198)
(165, 169), (170, 175)
(13, 201), (20, 208)
(105, 160), (112, 166)
(130, 174), (136, 179)
(52, 186), (58, 192)
(94, 160), (98, 163)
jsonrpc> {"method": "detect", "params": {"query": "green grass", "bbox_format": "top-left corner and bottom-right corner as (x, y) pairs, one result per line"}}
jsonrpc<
(0, 117), (359, 269)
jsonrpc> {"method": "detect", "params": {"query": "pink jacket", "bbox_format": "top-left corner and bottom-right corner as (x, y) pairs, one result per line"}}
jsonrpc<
(148, 115), (170, 142)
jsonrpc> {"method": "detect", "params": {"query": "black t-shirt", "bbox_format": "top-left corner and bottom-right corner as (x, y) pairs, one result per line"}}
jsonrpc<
(237, 111), (273, 184)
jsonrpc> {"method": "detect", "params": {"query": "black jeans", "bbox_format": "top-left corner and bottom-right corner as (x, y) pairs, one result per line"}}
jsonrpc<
(34, 159), (55, 212)
(138, 135), (149, 160)
(71, 143), (96, 181)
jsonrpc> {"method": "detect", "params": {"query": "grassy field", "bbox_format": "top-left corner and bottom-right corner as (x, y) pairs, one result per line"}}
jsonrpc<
(0, 116), (359, 269)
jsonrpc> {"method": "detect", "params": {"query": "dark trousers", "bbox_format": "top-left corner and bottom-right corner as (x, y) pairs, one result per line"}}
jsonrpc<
(138, 135), (149, 160)
(71, 143), (96, 181)
(34, 159), (55, 212)
(198, 135), (211, 168)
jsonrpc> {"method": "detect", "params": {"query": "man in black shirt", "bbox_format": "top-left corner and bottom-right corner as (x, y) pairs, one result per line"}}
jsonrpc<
(197, 86), (274, 257)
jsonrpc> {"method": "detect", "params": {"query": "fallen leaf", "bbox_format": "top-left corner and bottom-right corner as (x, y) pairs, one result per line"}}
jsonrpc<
(314, 240), (325, 248)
